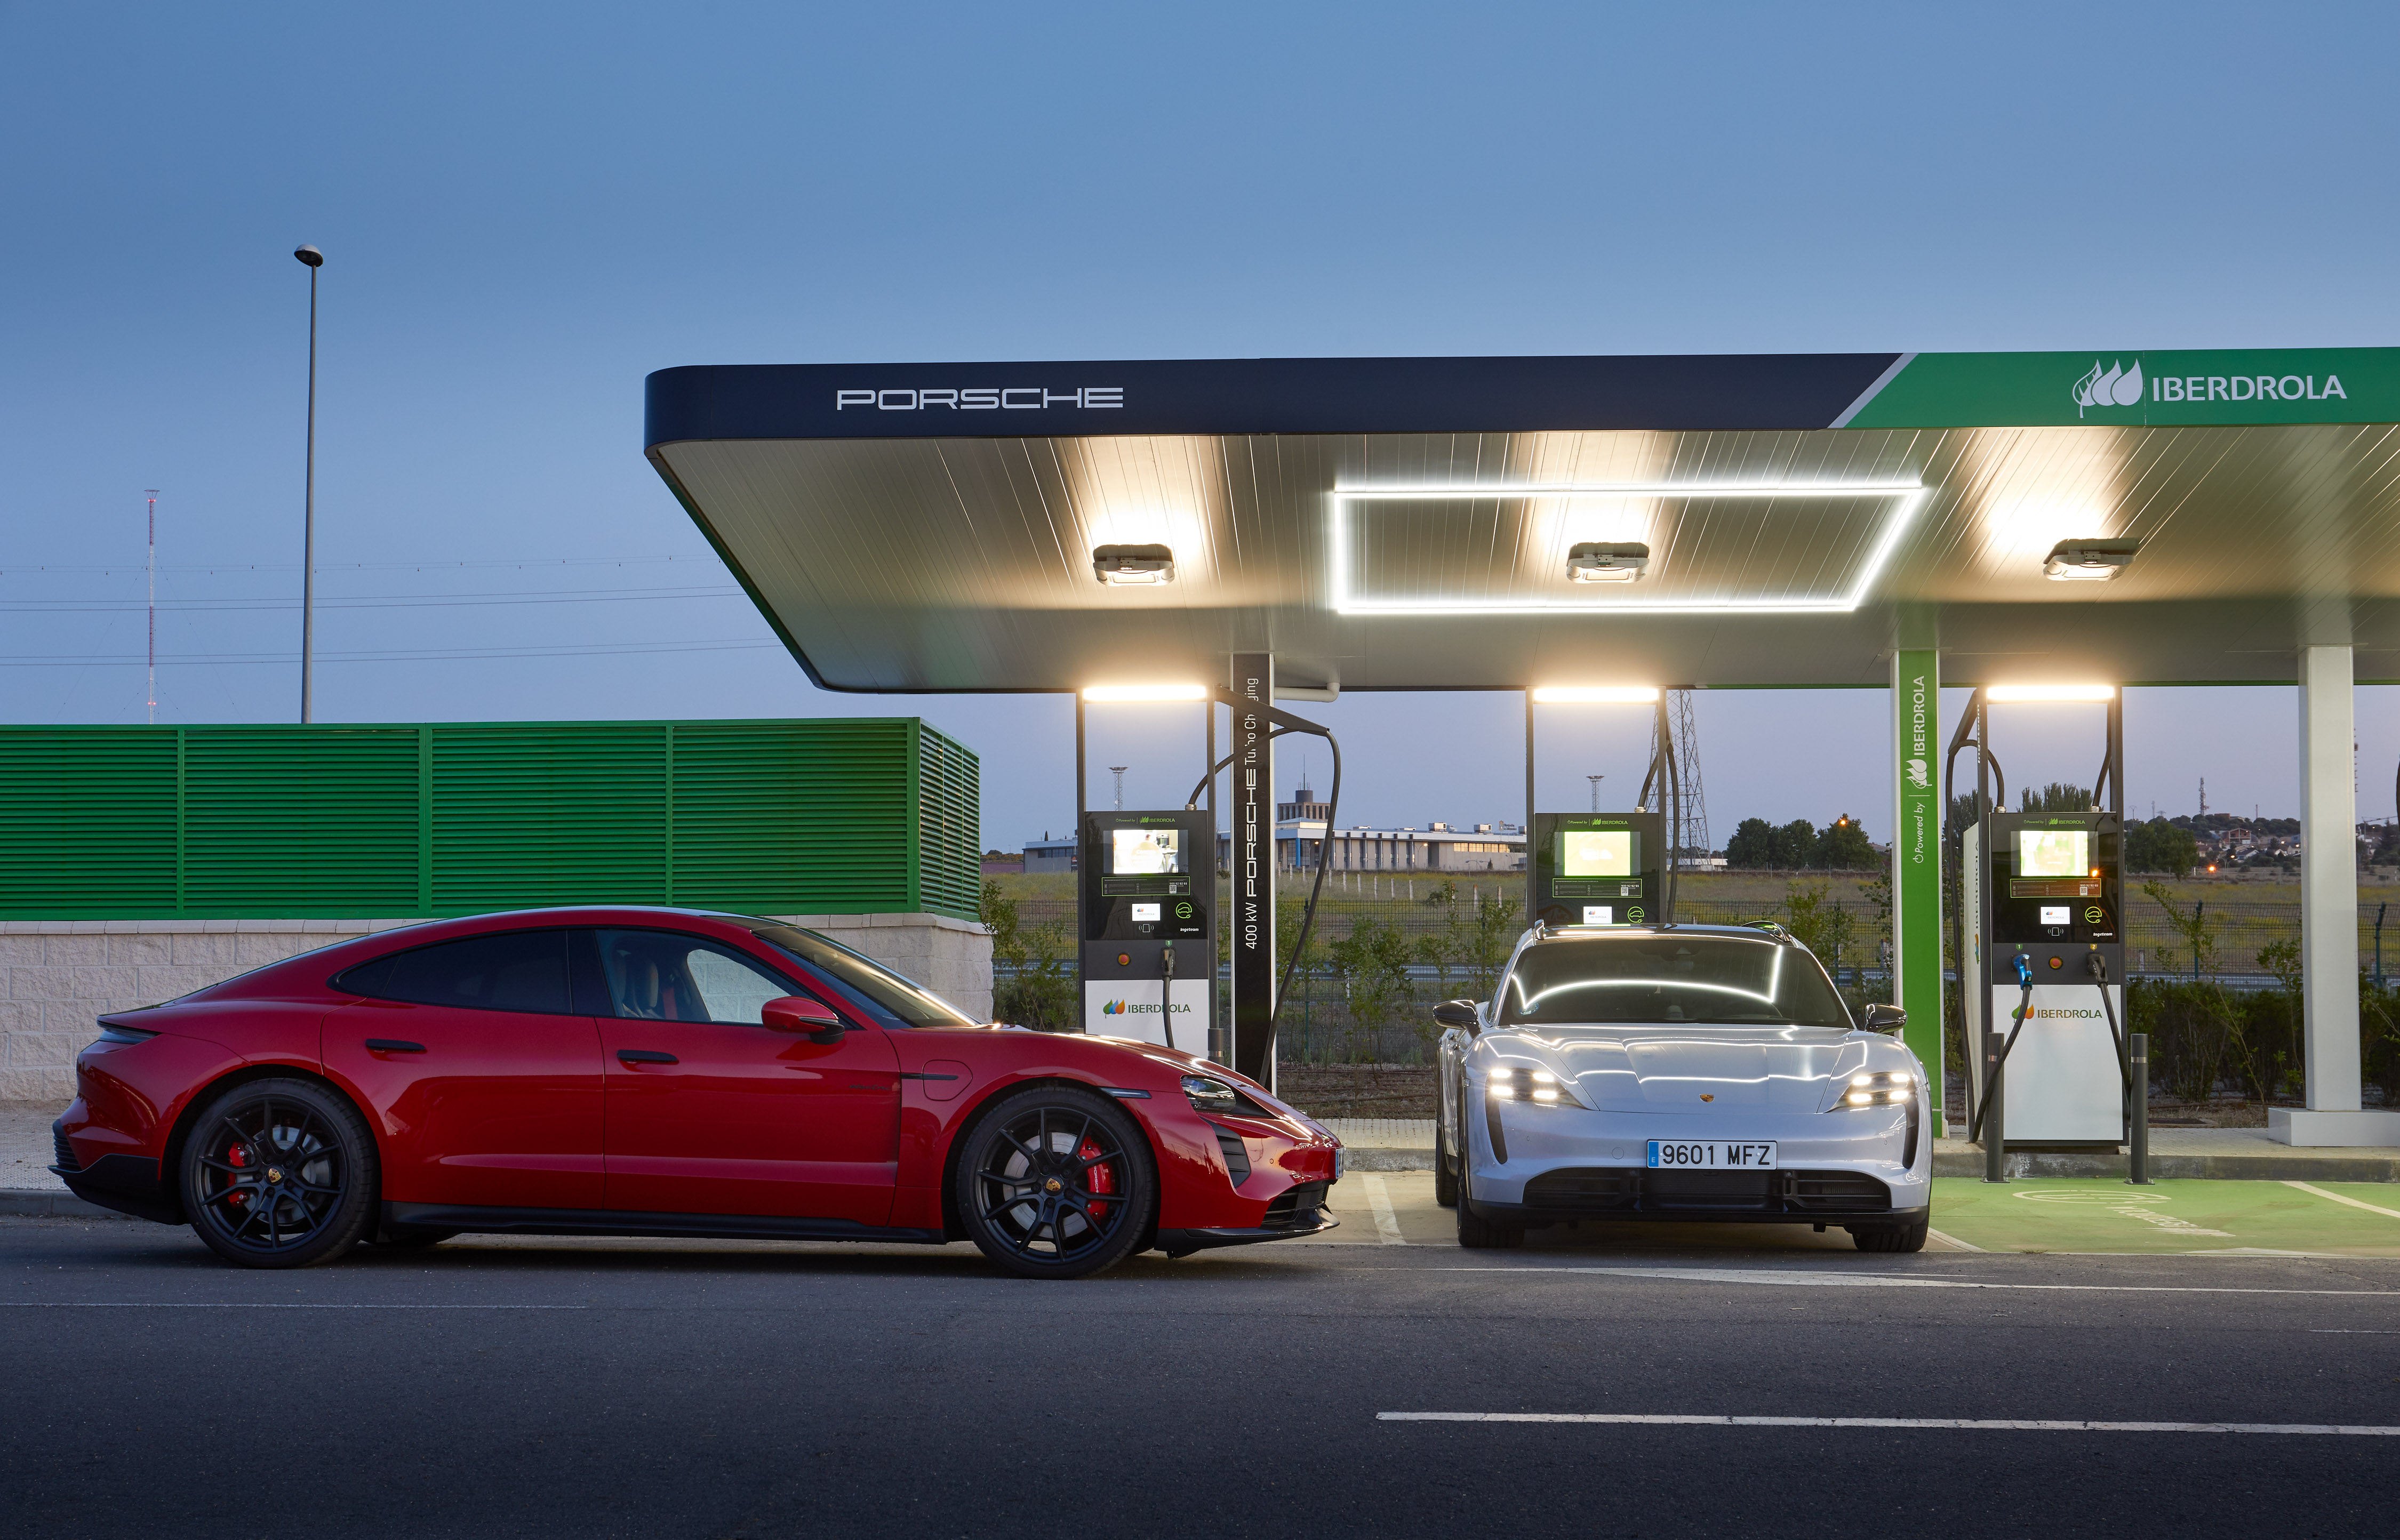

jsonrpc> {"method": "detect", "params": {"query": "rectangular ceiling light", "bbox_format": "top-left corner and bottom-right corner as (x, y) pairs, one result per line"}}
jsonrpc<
(1985, 684), (2116, 702)
(1327, 481), (1929, 616)
(1082, 684), (1208, 702)
(1531, 686), (1661, 703)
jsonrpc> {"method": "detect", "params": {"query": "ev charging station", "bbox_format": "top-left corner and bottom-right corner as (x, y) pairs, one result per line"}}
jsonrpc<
(1525, 688), (1681, 930)
(1952, 685), (2133, 1150)
(1078, 807), (1213, 1050)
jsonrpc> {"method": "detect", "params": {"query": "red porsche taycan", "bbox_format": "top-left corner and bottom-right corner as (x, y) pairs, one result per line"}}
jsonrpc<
(51, 907), (1340, 1278)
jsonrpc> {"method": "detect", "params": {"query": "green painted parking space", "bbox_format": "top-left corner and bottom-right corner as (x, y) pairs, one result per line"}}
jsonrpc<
(1931, 1178), (2400, 1256)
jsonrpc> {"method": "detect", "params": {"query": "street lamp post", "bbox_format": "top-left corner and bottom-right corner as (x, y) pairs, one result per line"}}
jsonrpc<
(293, 244), (323, 723)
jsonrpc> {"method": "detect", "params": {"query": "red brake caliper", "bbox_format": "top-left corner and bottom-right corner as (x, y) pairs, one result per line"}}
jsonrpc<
(1079, 1139), (1114, 1221)
(226, 1141), (251, 1207)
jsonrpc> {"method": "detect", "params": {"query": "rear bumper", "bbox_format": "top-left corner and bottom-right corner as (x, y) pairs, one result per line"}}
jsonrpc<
(53, 1156), (182, 1225)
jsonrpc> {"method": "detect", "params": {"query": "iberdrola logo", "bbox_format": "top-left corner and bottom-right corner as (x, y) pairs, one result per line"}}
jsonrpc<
(2072, 359), (2145, 417)
(1101, 999), (1127, 1016)
(1905, 758), (1930, 790)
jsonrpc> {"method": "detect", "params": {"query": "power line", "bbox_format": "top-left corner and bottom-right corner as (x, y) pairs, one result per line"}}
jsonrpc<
(0, 638), (784, 668)
(0, 554), (719, 576)
(0, 583), (746, 614)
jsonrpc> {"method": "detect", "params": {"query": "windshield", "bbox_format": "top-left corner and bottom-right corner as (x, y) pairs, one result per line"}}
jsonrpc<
(1498, 934), (1850, 1028)
(748, 923), (980, 1028)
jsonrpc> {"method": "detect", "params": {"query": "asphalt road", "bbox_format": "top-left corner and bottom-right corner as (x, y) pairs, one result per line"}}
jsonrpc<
(6, 1207), (2398, 1539)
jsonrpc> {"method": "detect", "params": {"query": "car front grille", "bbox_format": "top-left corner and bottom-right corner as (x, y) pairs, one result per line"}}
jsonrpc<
(1262, 1180), (1329, 1230)
(1520, 1167), (1892, 1215)
(51, 1125), (79, 1174)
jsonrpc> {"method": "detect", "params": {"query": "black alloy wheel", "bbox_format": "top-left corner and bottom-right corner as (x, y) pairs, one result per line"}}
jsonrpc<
(955, 1086), (1155, 1280)
(182, 1078), (378, 1269)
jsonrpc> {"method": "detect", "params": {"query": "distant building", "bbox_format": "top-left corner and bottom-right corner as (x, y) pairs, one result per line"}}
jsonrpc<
(1223, 787), (1526, 873)
(1023, 833), (1077, 873)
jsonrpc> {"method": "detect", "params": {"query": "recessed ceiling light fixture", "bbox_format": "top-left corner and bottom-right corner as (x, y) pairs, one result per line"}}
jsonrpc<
(1566, 542), (1649, 583)
(1531, 686), (1661, 704)
(1986, 684), (2116, 703)
(2044, 538), (2139, 581)
(1082, 684), (1207, 702)
(1092, 544), (1175, 585)
(1327, 481), (1928, 615)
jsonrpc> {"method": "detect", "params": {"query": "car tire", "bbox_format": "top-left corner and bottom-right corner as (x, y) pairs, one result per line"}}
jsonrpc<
(1455, 1192), (1521, 1249)
(181, 1077), (379, 1270)
(955, 1085), (1157, 1280)
(1434, 1103), (1460, 1209)
(1849, 1216), (1930, 1253)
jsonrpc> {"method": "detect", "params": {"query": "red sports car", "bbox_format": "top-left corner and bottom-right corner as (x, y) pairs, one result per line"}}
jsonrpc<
(51, 907), (1340, 1278)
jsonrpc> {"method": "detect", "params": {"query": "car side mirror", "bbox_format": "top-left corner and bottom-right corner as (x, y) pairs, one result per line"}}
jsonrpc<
(1433, 998), (1481, 1031)
(763, 996), (845, 1044)
(1860, 1003), (1906, 1034)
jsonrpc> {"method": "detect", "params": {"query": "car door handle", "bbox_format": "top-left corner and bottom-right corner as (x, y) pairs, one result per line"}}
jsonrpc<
(364, 1039), (426, 1054)
(616, 1049), (678, 1065)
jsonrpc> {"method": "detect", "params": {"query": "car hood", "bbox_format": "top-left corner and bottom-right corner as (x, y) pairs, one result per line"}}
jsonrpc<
(1483, 1023), (1891, 1112)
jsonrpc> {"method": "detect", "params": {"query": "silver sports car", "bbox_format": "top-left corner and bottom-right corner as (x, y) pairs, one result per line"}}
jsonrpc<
(1435, 922), (1931, 1252)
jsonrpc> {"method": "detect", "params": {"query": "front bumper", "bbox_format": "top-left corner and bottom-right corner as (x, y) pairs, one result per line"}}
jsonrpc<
(1470, 1166), (1926, 1226)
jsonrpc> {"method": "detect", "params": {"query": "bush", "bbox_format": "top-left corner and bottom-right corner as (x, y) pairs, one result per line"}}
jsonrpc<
(980, 879), (1077, 1031)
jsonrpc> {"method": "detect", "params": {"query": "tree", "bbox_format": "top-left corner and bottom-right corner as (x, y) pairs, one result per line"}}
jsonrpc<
(1780, 880), (1855, 973)
(2020, 782), (2092, 813)
(1778, 819), (1819, 868)
(1816, 814), (1876, 870)
(980, 879), (1076, 1031)
(1327, 911), (1415, 1060)
(1725, 817), (1780, 869)
(2125, 817), (2198, 877)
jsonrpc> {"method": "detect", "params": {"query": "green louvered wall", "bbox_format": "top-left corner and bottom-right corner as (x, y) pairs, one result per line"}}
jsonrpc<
(0, 719), (978, 921)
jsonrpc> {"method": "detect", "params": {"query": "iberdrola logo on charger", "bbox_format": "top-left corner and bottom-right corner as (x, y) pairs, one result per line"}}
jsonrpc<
(2071, 359), (2145, 417)
(1101, 999), (1127, 1016)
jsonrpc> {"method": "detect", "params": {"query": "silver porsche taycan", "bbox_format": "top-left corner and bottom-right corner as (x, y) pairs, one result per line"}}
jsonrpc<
(1434, 923), (1931, 1252)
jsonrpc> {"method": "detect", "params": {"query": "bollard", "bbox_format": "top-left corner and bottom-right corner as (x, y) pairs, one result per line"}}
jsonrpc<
(2127, 1032), (2151, 1185)
(1982, 1029), (2007, 1182)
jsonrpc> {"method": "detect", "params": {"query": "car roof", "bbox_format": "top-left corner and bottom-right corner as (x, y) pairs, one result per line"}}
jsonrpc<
(1529, 923), (1793, 945)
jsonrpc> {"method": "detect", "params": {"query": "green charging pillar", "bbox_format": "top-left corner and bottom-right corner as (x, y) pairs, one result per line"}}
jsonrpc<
(1891, 648), (1946, 1135)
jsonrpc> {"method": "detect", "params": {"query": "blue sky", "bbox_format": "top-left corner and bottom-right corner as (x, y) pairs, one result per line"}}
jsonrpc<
(5, 2), (2396, 847)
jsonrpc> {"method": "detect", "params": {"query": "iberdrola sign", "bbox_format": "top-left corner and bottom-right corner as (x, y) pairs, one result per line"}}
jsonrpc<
(1841, 348), (2400, 429)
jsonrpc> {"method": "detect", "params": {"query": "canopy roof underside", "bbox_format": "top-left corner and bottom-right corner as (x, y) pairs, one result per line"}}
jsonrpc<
(646, 357), (2400, 691)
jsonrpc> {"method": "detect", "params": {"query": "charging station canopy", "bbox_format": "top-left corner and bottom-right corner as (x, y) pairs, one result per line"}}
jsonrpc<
(644, 350), (2400, 692)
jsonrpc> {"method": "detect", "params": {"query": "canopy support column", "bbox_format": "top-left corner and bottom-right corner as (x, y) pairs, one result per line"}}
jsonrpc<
(2277, 645), (2393, 1143)
(1229, 653), (1277, 1089)
(1891, 650), (1946, 1134)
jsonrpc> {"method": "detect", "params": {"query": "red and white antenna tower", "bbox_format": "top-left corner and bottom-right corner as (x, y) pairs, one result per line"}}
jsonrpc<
(144, 490), (159, 723)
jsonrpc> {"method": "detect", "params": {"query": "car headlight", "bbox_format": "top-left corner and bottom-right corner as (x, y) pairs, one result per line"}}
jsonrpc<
(1488, 1066), (1573, 1104)
(1831, 1070), (1914, 1109)
(1182, 1074), (1238, 1112)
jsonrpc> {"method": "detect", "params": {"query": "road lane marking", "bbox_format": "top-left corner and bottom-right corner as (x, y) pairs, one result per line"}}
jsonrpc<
(2285, 1181), (2400, 1221)
(1410, 1266), (2400, 1296)
(1378, 1413), (2400, 1435)
(0, 1302), (585, 1310)
(1362, 1175), (1407, 1245)
(1925, 1229), (1984, 1252)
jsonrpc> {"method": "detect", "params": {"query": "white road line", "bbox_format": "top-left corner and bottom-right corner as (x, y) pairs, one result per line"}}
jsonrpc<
(2285, 1181), (2400, 1221)
(1925, 1228), (1984, 1253)
(1362, 1175), (1407, 1245)
(1420, 1266), (2400, 1296)
(1378, 1413), (2400, 1435)
(0, 1302), (585, 1310)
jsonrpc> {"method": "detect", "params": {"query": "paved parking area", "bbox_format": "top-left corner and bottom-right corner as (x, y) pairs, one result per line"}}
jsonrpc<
(8, 1191), (2400, 1539)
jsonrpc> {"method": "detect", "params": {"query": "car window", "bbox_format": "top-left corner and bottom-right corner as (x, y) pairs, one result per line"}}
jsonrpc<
(338, 929), (573, 1015)
(748, 922), (979, 1028)
(1498, 935), (1850, 1028)
(595, 929), (799, 1025)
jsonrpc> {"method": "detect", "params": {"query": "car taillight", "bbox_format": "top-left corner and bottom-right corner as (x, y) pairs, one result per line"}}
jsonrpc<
(1081, 1138), (1113, 1220)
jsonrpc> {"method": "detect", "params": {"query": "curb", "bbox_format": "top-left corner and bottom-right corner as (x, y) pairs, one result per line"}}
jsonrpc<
(1343, 1149), (1434, 1172)
(0, 1189), (128, 1220)
(1931, 1151), (2400, 1182)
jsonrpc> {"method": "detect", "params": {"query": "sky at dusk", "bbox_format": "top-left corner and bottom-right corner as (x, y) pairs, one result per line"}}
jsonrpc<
(6, 2), (2398, 848)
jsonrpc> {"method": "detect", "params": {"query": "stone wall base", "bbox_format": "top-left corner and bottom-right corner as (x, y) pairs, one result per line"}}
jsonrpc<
(1, 914), (993, 1105)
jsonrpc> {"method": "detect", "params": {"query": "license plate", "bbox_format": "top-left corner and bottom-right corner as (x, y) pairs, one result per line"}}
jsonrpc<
(1646, 1140), (1778, 1169)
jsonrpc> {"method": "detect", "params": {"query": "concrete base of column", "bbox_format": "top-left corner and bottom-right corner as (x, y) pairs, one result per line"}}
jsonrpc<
(2269, 1108), (2400, 1148)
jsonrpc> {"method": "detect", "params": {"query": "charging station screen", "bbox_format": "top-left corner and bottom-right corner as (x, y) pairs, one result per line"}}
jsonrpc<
(1560, 830), (1636, 877)
(2017, 829), (2090, 879)
(1109, 829), (1182, 875)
